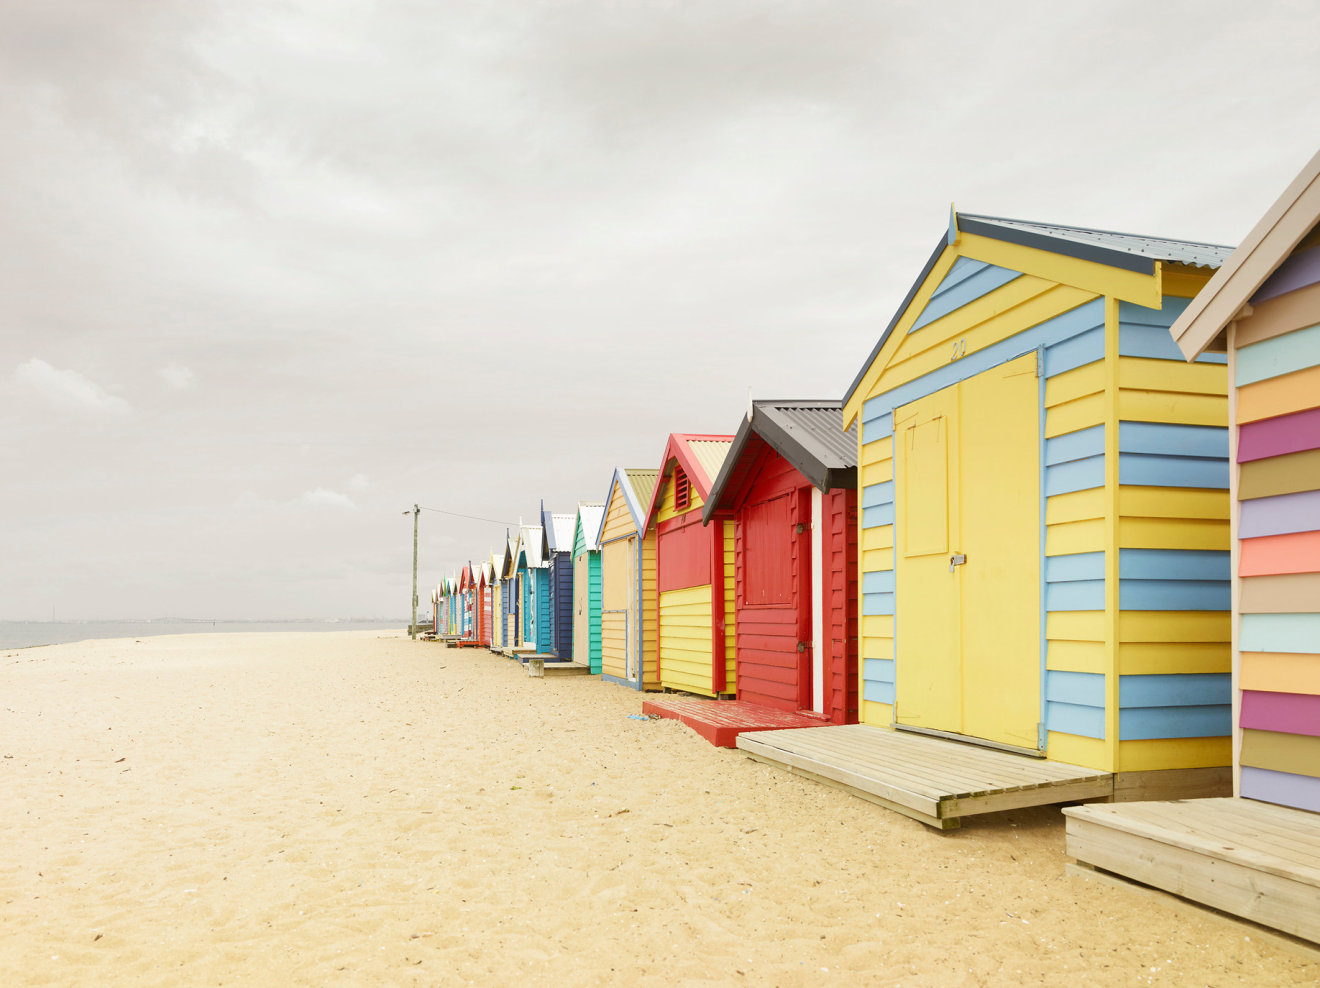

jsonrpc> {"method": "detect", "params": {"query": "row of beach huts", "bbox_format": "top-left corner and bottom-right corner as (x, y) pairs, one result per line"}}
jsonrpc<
(430, 153), (1320, 944)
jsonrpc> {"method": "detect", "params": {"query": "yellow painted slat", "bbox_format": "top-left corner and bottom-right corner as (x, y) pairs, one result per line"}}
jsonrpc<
(1117, 389), (1228, 427)
(861, 614), (894, 639)
(861, 457), (893, 487)
(1046, 517), (1105, 555)
(958, 231), (1161, 307)
(1045, 393), (1106, 437)
(860, 700), (894, 728)
(1046, 488), (1105, 526)
(1046, 639), (1106, 674)
(1045, 361), (1105, 407)
(1118, 356), (1228, 395)
(1117, 737), (1231, 772)
(1047, 610), (1105, 642)
(1117, 642), (1231, 676)
(1118, 486), (1230, 521)
(1118, 517), (1229, 551)
(862, 547), (894, 572)
(862, 525), (894, 551)
(1045, 732), (1107, 771)
(1117, 611), (1231, 643)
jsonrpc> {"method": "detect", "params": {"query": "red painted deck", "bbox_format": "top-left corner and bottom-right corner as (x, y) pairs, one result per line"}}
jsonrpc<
(641, 697), (825, 748)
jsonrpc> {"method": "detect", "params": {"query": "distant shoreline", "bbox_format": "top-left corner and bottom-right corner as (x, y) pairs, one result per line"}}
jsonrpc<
(0, 619), (410, 651)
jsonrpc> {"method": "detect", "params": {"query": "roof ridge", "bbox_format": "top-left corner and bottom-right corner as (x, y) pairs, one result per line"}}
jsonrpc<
(961, 212), (1231, 251)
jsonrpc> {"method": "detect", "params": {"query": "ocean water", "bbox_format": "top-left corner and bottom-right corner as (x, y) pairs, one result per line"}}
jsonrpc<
(0, 620), (411, 651)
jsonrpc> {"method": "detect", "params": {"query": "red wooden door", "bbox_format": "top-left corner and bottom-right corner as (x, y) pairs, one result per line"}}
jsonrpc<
(738, 492), (800, 711)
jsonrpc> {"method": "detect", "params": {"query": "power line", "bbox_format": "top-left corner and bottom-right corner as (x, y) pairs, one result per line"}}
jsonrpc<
(417, 505), (519, 527)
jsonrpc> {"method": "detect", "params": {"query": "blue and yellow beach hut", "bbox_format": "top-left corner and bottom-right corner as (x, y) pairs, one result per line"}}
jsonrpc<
(841, 210), (1234, 793)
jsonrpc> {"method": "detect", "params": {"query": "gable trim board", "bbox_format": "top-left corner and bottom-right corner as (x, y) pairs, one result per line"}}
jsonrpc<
(848, 210), (1231, 778)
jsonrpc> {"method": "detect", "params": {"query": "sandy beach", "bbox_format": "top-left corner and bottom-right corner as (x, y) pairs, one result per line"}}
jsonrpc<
(1, 630), (1315, 986)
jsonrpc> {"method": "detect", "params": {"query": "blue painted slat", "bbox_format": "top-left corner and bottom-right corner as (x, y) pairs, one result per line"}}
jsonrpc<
(862, 570), (895, 594)
(1045, 670), (1104, 706)
(1043, 325), (1104, 377)
(861, 298), (1105, 432)
(934, 256), (989, 293)
(863, 680), (895, 705)
(1117, 421), (1228, 459)
(862, 481), (894, 508)
(1045, 455), (1105, 496)
(1118, 548), (1229, 581)
(1045, 425), (1105, 466)
(862, 505), (893, 528)
(1046, 581), (1105, 611)
(865, 656), (896, 681)
(1119, 704), (1231, 740)
(1045, 701), (1106, 739)
(910, 263), (1021, 332)
(1118, 297), (1189, 330)
(1236, 321), (1320, 387)
(1045, 551), (1105, 583)
(1241, 613), (1320, 654)
(861, 410), (894, 445)
(1118, 673), (1230, 707)
(1118, 453), (1229, 489)
(1119, 579), (1230, 611)
(862, 592), (895, 617)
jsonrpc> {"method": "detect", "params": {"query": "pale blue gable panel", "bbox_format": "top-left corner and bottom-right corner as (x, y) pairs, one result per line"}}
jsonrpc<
(860, 298), (1105, 428)
(1235, 320), (1320, 386)
(909, 259), (1022, 333)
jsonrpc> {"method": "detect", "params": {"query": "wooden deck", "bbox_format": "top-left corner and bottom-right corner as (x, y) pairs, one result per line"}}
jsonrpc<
(737, 724), (1113, 829)
(1065, 797), (1320, 944)
(641, 697), (827, 747)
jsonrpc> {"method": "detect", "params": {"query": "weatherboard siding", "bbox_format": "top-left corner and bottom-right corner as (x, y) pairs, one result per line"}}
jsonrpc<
(1230, 243), (1320, 810)
(852, 238), (1229, 773)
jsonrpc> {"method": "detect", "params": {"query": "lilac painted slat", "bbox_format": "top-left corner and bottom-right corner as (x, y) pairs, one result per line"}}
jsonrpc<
(1240, 765), (1320, 813)
(1237, 406), (1320, 463)
(1252, 245), (1320, 303)
(1239, 489), (1320, 538)
(1239, 689), (1320, 737)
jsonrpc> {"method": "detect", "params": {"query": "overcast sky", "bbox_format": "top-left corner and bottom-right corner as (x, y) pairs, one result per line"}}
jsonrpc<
(4, 1), (1319, 621)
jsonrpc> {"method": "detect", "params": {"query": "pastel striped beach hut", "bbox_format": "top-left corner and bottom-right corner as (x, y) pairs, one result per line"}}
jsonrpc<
(1065, 150), (1320, 945)
(500, 538), (519, 653)
(573, 501), (606, 674)
(643, 434), (736, 698)
(839, 210), (1235, 790)
(477, 560), (494, 648)
(597, 468), (659, 690)
(703, 400), (860, 723)
(458, 563), (476, 642)
(541, 504), (577, 659)
(490, 550), (505, 652)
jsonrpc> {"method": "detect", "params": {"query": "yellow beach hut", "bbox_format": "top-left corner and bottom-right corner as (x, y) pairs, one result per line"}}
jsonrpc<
(836, 210), (1236, 802)
(596, 468), (659, 690)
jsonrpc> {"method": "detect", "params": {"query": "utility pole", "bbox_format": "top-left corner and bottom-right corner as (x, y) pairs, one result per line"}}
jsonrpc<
(405, 504), (420, 638)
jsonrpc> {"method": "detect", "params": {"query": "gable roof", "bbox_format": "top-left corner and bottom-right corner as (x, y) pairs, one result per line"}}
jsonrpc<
(518, 524), (546, 568)
(500, 537), (517, 579)
(540, 505), (577, 555)
(644, 433), (734, 528)
(574, 501), (606, 553)
(594, 467), (658, 546)
(1170, 149), (1320, 358)
(703, 400), (858, 521)
(842, 210), (1233, 409)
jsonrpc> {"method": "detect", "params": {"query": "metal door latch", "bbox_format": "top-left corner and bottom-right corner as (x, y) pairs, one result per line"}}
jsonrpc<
(949, 553), (967, 572)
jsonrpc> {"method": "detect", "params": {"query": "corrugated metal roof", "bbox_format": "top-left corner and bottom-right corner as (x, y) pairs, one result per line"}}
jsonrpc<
(576, 502), (606, 552)
(548, 513), (575, 553)
(623, 469), (659, 512)
(960, 213), (1232, 272)
(758, 401), (857, 470)
(686, 439), (734, 490)
(519, 525), (545, 568)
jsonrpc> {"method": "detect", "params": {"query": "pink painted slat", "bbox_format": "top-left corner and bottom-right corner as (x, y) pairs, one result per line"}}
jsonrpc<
(1253, 245), (1320, 303)
(1240, 689), (1320, 737)
(1239, 530), (1320, 577)
(1238, 406), (1320, 462)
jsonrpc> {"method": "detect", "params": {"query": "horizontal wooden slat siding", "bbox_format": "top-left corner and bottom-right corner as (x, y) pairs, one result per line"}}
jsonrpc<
(573, 552), (590, 667)
(1238, 447), (1320, 500)
(1239, 490), (1320, 538)
(1236, 363), (1320, 424)
(659, 585), (714, 696)
(1240, 728), (1320, 780)
(601, 537), (633, 681)
(723, 519), (737, 692)
(601, 480), (636, 542)
(1241, 651), (1320, 695)
(601, 610), (627, 681)
(641, 531), (659, 690)
(1240, 531), (1320, 576)
(827, 486), (859, 724)
(1237, 405), (1320, 462)
(589, 553), (602, 670)
(1240, 766), (1320, 813)
(1239, 690), (1320, 736)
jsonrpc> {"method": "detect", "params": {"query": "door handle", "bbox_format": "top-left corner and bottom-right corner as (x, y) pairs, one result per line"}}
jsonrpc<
(949, 553), (967, 572)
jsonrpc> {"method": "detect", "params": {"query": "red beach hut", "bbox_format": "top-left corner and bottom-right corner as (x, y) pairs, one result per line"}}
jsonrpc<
(703, 400), (860, 723)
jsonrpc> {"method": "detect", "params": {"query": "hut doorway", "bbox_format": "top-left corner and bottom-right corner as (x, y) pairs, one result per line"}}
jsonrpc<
(602, 534), (635, 685)
(894, 351), (1041, 752)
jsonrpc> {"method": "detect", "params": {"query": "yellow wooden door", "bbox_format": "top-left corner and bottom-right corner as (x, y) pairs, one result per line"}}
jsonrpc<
(601, 536), (633, 682)
(895, 352), (1040, 749)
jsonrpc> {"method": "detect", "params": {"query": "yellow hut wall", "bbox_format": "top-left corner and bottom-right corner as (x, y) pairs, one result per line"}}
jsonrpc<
(845, 235), (1231, 774)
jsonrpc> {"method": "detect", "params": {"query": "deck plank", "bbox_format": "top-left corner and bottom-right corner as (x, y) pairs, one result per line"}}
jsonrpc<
(737, 724), (1112, 826)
